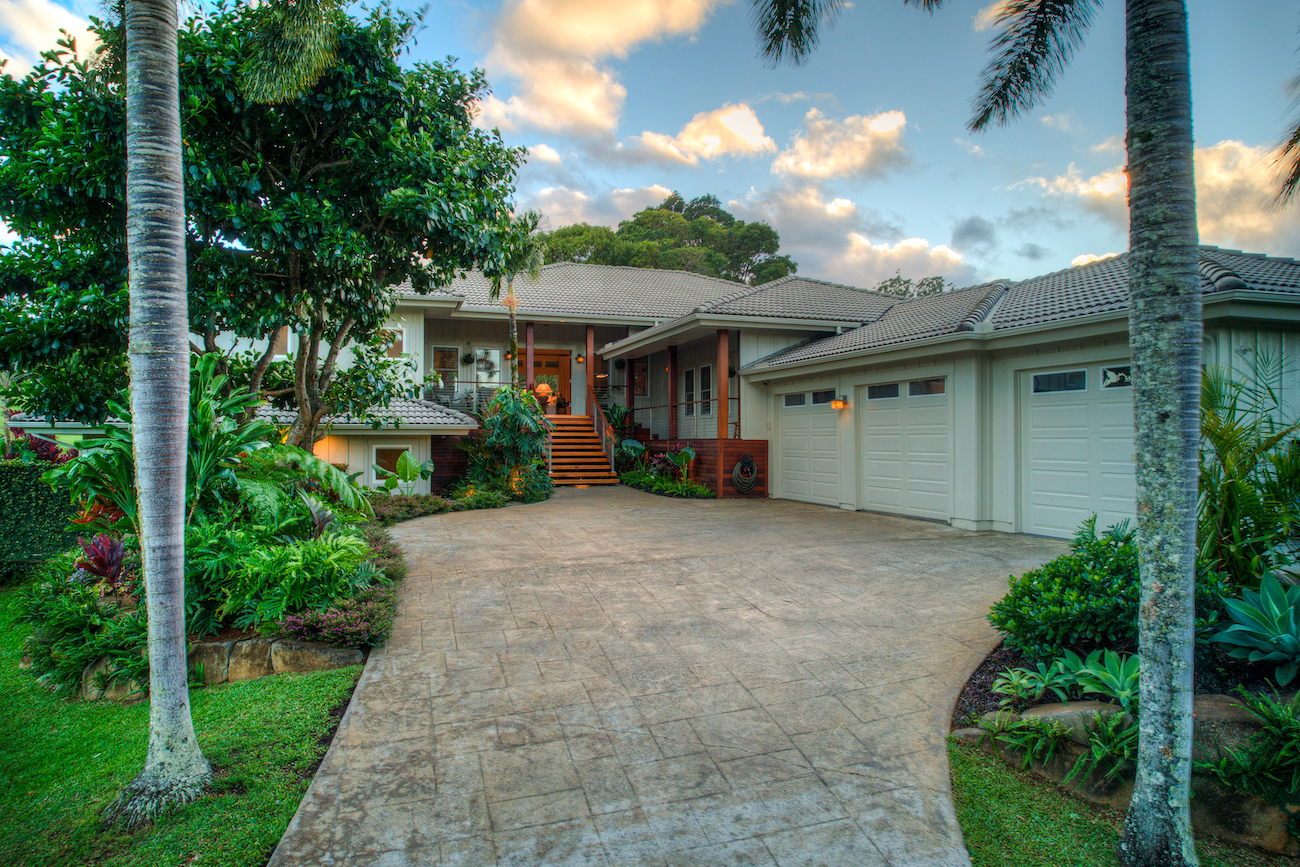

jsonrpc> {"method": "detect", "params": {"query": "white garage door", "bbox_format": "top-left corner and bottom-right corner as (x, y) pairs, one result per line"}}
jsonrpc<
(857, 378), (951, 521)
(1021, 364), (1136, 538)
(779, 390), (841, 506)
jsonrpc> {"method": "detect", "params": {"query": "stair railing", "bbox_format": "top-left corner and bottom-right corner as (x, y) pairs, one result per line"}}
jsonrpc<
(588, 382), (617, 474)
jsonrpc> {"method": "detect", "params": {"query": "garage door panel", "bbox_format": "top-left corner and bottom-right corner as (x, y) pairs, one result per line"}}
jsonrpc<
(780, 402), (840, 506)
(907, 460), (949, 484)
(1022, 368), (1136, 538)
(857, 383), (950, 521)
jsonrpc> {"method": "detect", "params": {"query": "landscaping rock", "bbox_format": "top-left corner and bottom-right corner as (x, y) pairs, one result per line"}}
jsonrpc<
(271, 639), (362, 674)
(951, 727), (986, 746)
(1190, 775), (1300, 857)
(227, 638), (274, 681)
(188, 640), (235, 686)
(18, 654), (31, 670)
(1022, 700), (1131, 745)
(80, 655), (143, 702)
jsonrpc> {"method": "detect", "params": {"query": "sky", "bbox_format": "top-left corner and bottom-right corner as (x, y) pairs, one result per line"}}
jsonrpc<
(3, 0), (1300, 288)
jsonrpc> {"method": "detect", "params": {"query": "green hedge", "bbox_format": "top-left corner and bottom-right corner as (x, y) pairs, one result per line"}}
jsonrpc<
(0, 461), (78, 577)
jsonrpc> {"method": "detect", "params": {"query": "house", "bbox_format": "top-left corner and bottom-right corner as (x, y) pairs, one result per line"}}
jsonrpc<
(15, 247), (1300, 539)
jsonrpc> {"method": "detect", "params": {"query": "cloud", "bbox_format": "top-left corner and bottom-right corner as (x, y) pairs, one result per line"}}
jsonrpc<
(529, 143), (562, 164)
(476, 0), (728, 136)
(951, 216), (998, 253)
(1001, 206), (1073, 232)
(0, 0), (97, 76)
(955, 138), (984, 156)
(972, 0), (1012, 32)
(636, 103), (775, 166)
(1071, 252), (1120, 267)
(523, 183), (673, 229)
(1091, 134), (1125, 154)
(771, 109), (912, 179)
(1022, 141), (1300, 253)
(1016, 242), (1051, 261)
(1040, 112), (1077, 133)
(761, 91), (837, 105)
(728, 183), (975, 287)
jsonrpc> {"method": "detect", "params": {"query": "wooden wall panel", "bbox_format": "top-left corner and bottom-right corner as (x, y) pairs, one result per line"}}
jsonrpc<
(646, 438), (768, 498)
(429, 435), (468, 493)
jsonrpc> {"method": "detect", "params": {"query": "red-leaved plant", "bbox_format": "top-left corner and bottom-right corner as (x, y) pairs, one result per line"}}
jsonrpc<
(76, 533), (127, 593)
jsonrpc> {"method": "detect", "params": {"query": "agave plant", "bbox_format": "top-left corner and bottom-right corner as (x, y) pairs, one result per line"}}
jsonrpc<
(1073, 650), (1141, 712)
(1213, 572), (1300, 685)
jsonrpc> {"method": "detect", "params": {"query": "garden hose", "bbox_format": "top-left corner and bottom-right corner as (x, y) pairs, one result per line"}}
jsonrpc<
(732, 454), (758, 494)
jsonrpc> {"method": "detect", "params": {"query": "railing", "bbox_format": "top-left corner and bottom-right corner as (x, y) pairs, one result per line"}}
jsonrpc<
(588, 382), (617, 473)
(627, 397), (742, 440)
(423, 379), (511, 413)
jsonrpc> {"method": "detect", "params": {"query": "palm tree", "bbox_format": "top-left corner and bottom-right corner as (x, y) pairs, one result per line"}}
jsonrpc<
(747, 2), (1200, 863)
(102, 0), (342, 826)
(488, 211), (547, 387)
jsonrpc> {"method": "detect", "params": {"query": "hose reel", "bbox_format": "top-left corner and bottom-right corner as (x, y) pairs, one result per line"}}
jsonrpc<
(731, 453), (759, 494)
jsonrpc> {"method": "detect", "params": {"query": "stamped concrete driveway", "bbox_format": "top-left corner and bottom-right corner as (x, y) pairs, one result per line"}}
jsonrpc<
(269, 486), (1063, 867)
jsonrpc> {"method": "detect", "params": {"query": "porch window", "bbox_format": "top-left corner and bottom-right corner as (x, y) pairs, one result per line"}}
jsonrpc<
(431, 347), (459, 388)
(272, 326), (291, 358)
(384, 328), (406, 358)
(475, 348), (502, 385)
(632, 359), (647, 396)
(700, 365), (713, 416)
(684, 369), (696, 416)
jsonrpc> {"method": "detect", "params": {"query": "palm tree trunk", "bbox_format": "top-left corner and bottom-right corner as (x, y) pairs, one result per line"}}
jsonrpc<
(104, 0), (212, 828)
(1117, 1), (1201, 864)
(507, 275), (518, 387)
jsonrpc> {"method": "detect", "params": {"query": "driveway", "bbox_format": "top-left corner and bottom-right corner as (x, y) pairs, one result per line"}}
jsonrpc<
(269, 486), (1063, 867)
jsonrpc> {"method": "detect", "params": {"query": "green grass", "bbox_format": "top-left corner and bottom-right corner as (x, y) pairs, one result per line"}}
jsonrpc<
(0, 589), (360, 867)
(949, 739), (1291, 867)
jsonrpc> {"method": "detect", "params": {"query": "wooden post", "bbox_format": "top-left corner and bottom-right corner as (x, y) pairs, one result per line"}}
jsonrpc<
(525, 322), (535, 390)
(667, 345), (678, 440)
(716, 329), (730, 441)
(585, 324), (595, 398)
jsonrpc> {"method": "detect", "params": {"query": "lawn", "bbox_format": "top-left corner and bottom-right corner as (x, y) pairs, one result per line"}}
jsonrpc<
(949, 739), (1292, 867)
(0, 589), (360, 867)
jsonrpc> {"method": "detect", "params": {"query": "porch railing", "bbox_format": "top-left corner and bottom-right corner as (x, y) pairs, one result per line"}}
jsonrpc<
(588, 382), (617, 472)
(627, 397), (741, 440)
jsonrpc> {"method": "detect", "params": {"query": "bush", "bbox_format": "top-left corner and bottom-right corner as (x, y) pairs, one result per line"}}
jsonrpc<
(19, 578), (147, 694)
(0, 461), (79, 579)
(988, 516), (1231, 660)
(368, 489), (510, 527)
(280, 585), (400, 646)
(619, 468), (716, 498)
(459, 387), (553, 503)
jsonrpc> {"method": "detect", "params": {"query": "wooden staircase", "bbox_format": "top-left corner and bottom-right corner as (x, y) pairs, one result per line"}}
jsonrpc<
(548, 415), (619, 486)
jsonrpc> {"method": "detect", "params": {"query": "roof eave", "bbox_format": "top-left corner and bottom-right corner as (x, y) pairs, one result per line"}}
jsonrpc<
(600, 313), (866, 358)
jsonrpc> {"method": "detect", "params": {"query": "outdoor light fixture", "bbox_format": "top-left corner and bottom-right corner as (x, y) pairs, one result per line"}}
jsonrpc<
(830, 395), (849, 411)
(504, 350), (513, 361)
(576, 353), (586, 364)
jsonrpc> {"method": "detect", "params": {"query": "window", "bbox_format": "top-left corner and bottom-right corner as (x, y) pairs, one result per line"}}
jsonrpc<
(431, 347), (459, 388)
(812, 390), (835, 404)
(867, 383), (900, 400)
(1032, 370), (1086, 394)
(1100, 365), (1132, 389)
(909, 378), (946, 396)
(632, 359), (647, 396)
(475, 348), (501, 385)
(272, 326), (291, 358)
(684, 369), (696, 416)
(373, 445), (411, 487)
(700, 365), (713, 416)
(784, 393), (806, 407)
(384, 328), (405, 358)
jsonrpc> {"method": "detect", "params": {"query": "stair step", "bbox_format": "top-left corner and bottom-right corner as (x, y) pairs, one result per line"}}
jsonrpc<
(552, 478), (620, 486)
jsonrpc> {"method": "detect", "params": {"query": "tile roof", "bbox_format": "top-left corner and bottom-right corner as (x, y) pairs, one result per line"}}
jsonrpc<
(700, 276), (898, 321)
(399, 262), (745, 320)
(255, 398), (477, 429)
(753, 282), (1006, 366)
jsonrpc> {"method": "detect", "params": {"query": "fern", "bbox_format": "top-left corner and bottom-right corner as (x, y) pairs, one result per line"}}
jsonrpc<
(237, 445), (373, 517)
(237, 478), (292, 524)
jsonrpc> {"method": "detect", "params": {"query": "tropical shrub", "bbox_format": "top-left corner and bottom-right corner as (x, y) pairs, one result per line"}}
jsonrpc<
(1212, 571), (1300, 685)
(988, 516), (1230, 659)
(0, 461), (80, 577)
(619, 468), (716, 498)
(372, 451), (435, 496)
(368, 489), (511, 526)
(460, 387), (553, 503)
(991, 649), (1139, 711)
(1196, 688), (1300, 807)
(19, 578), (148, 694)
(280, 585), (400, 647)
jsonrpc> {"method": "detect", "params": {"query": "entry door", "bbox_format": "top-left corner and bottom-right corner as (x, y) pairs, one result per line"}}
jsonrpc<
(857, 378), (951, 521)
(1020, 364), (1136, 538)
(530, 350), (572, 414)
(778, 391), (840, 506)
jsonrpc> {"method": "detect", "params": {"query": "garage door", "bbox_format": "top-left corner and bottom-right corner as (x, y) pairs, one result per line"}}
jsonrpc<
(857, 378), (951, 521)
(1021, 364), (1136, 538)
(779, 390), (840, 506)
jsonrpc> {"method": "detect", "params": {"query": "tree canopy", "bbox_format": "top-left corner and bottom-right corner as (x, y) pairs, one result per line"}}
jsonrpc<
(544, 192), (797, 286)
(0, 3), (523, 444)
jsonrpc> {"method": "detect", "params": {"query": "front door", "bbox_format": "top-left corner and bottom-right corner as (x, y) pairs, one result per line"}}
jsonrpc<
(528, 350), (572, 414)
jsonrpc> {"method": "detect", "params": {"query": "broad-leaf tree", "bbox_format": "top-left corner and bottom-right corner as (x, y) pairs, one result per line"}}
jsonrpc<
(0, 4), (523, 446)
(746, 1), (1200, 863)
(487, 211), (547, 386)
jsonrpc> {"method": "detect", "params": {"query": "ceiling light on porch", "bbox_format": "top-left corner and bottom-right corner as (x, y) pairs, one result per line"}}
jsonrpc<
(830, 396), (849, 411)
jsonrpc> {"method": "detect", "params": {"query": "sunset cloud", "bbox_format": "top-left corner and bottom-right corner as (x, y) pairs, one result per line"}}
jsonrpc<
(637, 103), (775, 165)
(0, 0), (97, 76)
(771, 109), (911, 180)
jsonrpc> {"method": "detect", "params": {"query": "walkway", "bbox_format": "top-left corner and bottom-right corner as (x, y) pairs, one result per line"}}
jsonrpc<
(269, 486), (1063, 867)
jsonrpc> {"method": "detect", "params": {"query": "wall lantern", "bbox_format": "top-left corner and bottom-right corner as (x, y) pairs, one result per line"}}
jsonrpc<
(504, 350), (513, 362)
(830, 395), (849, 411)
(575, 353), (586, 364)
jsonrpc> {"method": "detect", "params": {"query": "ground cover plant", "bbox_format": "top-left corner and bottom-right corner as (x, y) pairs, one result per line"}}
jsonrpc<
(0, 589), (360, 867)
(617, 440), (715, 498)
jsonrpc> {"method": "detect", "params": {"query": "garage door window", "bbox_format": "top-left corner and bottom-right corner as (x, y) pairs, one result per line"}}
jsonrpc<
(784, 393), (806, 407)
(867, 383), (900, 400)
(812, 390), (835, 404)
(1032, 370), (1086, 393)
(1101, 366), (1132, 389)
(908, 378), (946, 396)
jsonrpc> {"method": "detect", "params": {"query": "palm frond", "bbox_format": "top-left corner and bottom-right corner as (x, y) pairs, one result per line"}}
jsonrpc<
(238, 0), (343, 105)
(968, 0), (1102, 132)
(1276, 75), (1300, 206)
(749, 0), (845, 68)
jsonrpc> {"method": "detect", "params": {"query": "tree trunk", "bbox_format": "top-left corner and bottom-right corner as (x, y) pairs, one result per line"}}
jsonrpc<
(507, 275), (518, 387)
(104, 0), (212, 829)
(1117, 1), (1201, 865)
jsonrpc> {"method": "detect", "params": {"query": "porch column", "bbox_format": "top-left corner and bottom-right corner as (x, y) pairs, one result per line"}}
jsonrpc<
(716, 329), (730, 439)
(525, 322), (535, 389)
(585, 324), (595, 396)
(667, 345), (678, 440)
